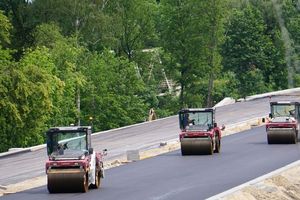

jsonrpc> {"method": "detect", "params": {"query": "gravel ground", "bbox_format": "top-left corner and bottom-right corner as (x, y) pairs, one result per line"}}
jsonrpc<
(220, 163), (300, 200)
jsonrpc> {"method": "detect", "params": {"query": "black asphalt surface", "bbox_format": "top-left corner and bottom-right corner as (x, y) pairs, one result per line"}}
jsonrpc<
(2, 126), (300, 200)
(1, 95), (300, 186)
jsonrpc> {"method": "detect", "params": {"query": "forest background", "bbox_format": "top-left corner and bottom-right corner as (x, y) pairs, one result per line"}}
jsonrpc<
(0, 0), (299, 152)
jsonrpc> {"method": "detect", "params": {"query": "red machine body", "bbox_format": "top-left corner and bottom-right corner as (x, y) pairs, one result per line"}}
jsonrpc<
(179, 108), (224, 155)
(266, 101), (300, 144)
(45, 126), (106, 193)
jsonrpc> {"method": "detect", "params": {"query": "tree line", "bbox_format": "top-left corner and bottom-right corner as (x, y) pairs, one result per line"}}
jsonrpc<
(0, 0), (299, 152)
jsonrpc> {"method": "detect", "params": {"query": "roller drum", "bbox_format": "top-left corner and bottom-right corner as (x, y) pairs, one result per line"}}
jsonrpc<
(181, 137), (213, 155)
(267, 128), (297, 144)
(47, 168), (87, 193)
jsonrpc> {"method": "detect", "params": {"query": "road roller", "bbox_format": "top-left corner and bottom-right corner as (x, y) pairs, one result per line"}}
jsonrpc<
(266, 101), (300, 144)
(45, 126), (106, 193)
(179, 108), (224, 155)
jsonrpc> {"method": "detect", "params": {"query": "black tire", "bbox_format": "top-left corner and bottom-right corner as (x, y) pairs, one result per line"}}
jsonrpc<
(180, 143), (187, 155)
(47, 178), (53, 193)
(267, 134), (273, 144)
(208, 141), (213, 155)
(214, 135), (221, 153)
(47, 176), (59, 193)
(90, 170), (101, 189)
(292, 131), (298, 144)
(47, 184), (55, 193)
(181, 148), (187, 156)
(81, 173), (89, 193)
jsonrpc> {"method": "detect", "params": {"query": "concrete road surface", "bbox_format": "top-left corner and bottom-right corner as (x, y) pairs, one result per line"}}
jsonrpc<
(2, 126), (300, 200)
(1, 95), (300, 186)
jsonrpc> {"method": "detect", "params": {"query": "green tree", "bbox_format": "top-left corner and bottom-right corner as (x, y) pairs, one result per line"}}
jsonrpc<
(104, 0), (158, 61)
(222, 4), (287, 97)
(0, 0), (34, 58)
(159, 0), (226, 107)
(80, 50), (147, 130)
(0, 47), (62, 152)
(34, 23), (87, 126)
(197, 0), (226, 107)
(0, 10), (12, 46)
(159, 0), (204, 107)
(281, 0), (300, 87)
(0, 10), (12, 64)
(29, 0), (114, 51)
(0, 11), (13, 152)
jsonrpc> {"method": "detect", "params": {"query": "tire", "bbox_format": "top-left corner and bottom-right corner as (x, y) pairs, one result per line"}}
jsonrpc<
(214, 135), (221, 153)
(267, 134), (273, 144)
(90, 170), (101, 189)
(81, 173), (89, 193)
(47, 183), (55, 193)
(181, 148), (187, 156)
(292, 131), (298, 144)
(180, 143), (187, 156)
(208, 141), (213, 155)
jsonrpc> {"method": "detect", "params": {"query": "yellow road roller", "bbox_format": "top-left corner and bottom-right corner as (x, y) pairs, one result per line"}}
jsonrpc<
(45, 126), (106, 193)
(179, 108), (225, 155)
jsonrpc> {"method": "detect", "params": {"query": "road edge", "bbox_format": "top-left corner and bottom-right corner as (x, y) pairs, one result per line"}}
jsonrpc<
(206, 160), (300, 200)
(0, 116), (265, 196)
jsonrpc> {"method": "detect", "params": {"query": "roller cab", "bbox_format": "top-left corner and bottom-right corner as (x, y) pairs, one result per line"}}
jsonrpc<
(179, 108), (224, 155)
(266, 101), (300, 144)
(45, 126), (105, 193)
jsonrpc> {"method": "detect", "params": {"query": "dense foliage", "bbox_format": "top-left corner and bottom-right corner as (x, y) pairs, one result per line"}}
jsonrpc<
(0, 0), (299, 152)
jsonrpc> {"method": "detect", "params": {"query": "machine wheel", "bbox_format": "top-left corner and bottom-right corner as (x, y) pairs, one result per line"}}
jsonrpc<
(267, 134), (273, 144)
(90, 170), (101, 189)
(47, 183), (55, 193)
(180, 142), (187, 155)
(81, 173), (89, 193)
(208, 141), (213, 155)
(292, 131), (298, 144)
(214, 134), (221, 153)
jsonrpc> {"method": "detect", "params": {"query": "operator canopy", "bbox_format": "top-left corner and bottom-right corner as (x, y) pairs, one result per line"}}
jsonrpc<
(179, 108), (215, 131)
(46, 127), (90, 160)
(270, 102), (300, 120)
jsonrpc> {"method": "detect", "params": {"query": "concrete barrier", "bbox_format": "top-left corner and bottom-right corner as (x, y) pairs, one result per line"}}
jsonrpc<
(245, 87), (300, 101)
(126, 150), (141, 161)
(214, 97), (236, 108)
(0, 148), (31, 158)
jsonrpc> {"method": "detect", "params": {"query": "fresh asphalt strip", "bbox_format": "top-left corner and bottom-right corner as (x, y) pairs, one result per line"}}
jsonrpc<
(2, 126), (300, 200)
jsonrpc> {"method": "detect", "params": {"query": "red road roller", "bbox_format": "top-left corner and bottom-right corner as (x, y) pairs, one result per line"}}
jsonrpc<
(45, 126), (106, 193)
(266, 101), (300, 144)
(179, 108), (224, 155)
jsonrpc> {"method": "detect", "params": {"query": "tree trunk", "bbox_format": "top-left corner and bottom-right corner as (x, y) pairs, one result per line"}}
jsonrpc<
(77, 88), (80, 126)
(206, 73), (214, 107)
